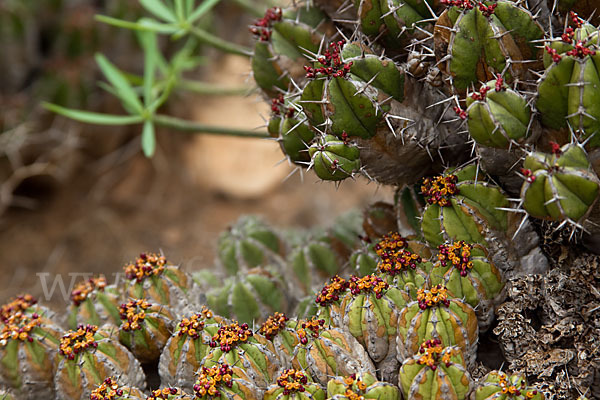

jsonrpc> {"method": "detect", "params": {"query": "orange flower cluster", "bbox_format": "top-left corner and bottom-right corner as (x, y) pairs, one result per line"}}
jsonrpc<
(209, 321), (252, 352)
(438, 241), (474, 277)
(417, 285), (450, 309)
(277, 369), (308, 395)
(178, 313), (206, 340)
(374, 232), (422, 275)
(259, 312), (289, 340)
(193, 364), (234, 398)
(495, 372), (539, 398)
(0, 294), (37, 322)
(124, 252), (167, 282)
(89, 377), (125, 400)
(348, 275), (388, 299)
(374, 232), (408, 257)
(417, 339), (453, 370)
(421, 174), (459, 207)
(298, 317), (325, 345)
(315, 276), (348, 306)
(342, 374), (368, 400)
(59, 324), (98, 360)
(147, 387), (181, 399)
(0, 312), (40, 345)
(119, 299), (150, 331)
(70, 276), (107, 306)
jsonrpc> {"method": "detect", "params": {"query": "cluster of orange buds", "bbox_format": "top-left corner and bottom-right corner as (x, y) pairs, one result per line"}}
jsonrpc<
(209, 321), (252, 352)
(297, 317), (325, 345)
(315, 276), (349, 306)
(417, 285), (450, 309)
(421, 175), (459, 207)
(124, 252), (167, 282)
(147, 387), (181, 399)
(277, 369), (309, 395)
(417, 339), (454, 370)
(342, 374), (368, 400)
(193, 364), (234, 398)
(90, 377), (125, 400)
(377, 248), (422, 276)
(496, 372), (538, 398)
(0, 294), (37, 322)
(259, 312), (289, 340)
(438, 241), (474, 277)
(0, 311), (40, 345)
(348, 275), (388, 299)
(70, 276), (107, 306)
(119, 299), (150, 331)
(374, 232), (408, 257)
(59, 324), (98, 360)
(178, 313), (206, 340)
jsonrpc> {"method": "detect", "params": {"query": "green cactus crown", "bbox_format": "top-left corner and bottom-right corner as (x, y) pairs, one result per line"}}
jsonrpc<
(417, 284), (451, 309)
(119, 299), (151, 332)
(193, 364), (235, 398)
(208, 321), (253, 352)
(259, 312), (289, 340)
(70, 276), (107, 306)
(276, 369), (310, 395)
(59, 324), (99, 360)
(125, 252), (167, 282)
(422, 175), (459, 207)
(416, 339), (459, 370)
(437, 241), (474, 277)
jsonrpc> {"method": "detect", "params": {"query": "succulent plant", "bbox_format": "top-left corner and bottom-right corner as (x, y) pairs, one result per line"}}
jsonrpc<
(122, 253), (196, 317)
(474, 371), (544, 400)
(327, 372), (400, 399)
(89, 377), (145, 400)
(520, 143), (600, 224)
(147, 387), (192, 400)
(264, 369), (325, 400)
(217, 216), (284, 276)
(428, 241), (505, 330)
(117, 299), (174, 363)
(398, 339), (472, 400)
(54, 324), (146, 400)
(466, 78), (532, 148)
(67, 276), (121, 330)
(420, 165), (511, 247)
(0, 296), (63, 399)
(433, 0), (543, 91)
(396, 284), (479, 368)
(205, 267), (289, 325)
(250, 5), (328, 97)
(202, 320), (281, 389)
(537, 13), (600, 146)
(291, 317), (376, 386)
(158, 307), (221, 390)
(192, 362), (261, 400)
(308, 134), (361, 181)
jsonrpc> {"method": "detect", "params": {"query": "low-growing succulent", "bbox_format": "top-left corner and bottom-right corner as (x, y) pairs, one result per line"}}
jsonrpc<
(117, 299), (174, 363)
(428, 241), (505, 330)
(520, 143), (600, 224)
(217, 216), (284, 276)
(54, 324), (146, 400)
(158, 307), (221, 390)
(264, 369), (325, 400)
(327, 372), (400, 399)
(396, 284), (479, 368)
(67, 276), (121, 330)
(474, 371), (544, 400)
(398, 339), (472, 400)
(0, 296), (62, 399)
(291, 317), (376, 386)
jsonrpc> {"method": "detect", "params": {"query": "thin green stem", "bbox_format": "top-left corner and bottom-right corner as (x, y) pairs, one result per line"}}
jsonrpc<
(177, 79), (250, 95)
(153, 114), (268, 138)
(190, 27), (252, 57)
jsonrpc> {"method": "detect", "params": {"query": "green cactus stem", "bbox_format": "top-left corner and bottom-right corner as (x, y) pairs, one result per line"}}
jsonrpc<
(399, 339), (472, 400)
(264, 369), (325, 400)
(308, 134), (361, 181)
(67, 276), (121, 330)
(327, 372), (400, 399)
(520, 143), (600, 223)
(474, 371), (544, 400)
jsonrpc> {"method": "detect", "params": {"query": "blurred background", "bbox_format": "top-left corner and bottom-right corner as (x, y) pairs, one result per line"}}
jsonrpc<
(0, 0), (393, 305)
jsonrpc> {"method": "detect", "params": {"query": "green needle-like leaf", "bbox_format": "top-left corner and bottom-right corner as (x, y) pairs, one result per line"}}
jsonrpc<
(95, 54), (144, 114)
(43, 103), (144, 125)
(188, 0), (221, 24)
(95, 15), (178, 34)
(138, 31), (160, 106)
(140, 0), (177, 22)
(142, 120), (156, 157)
